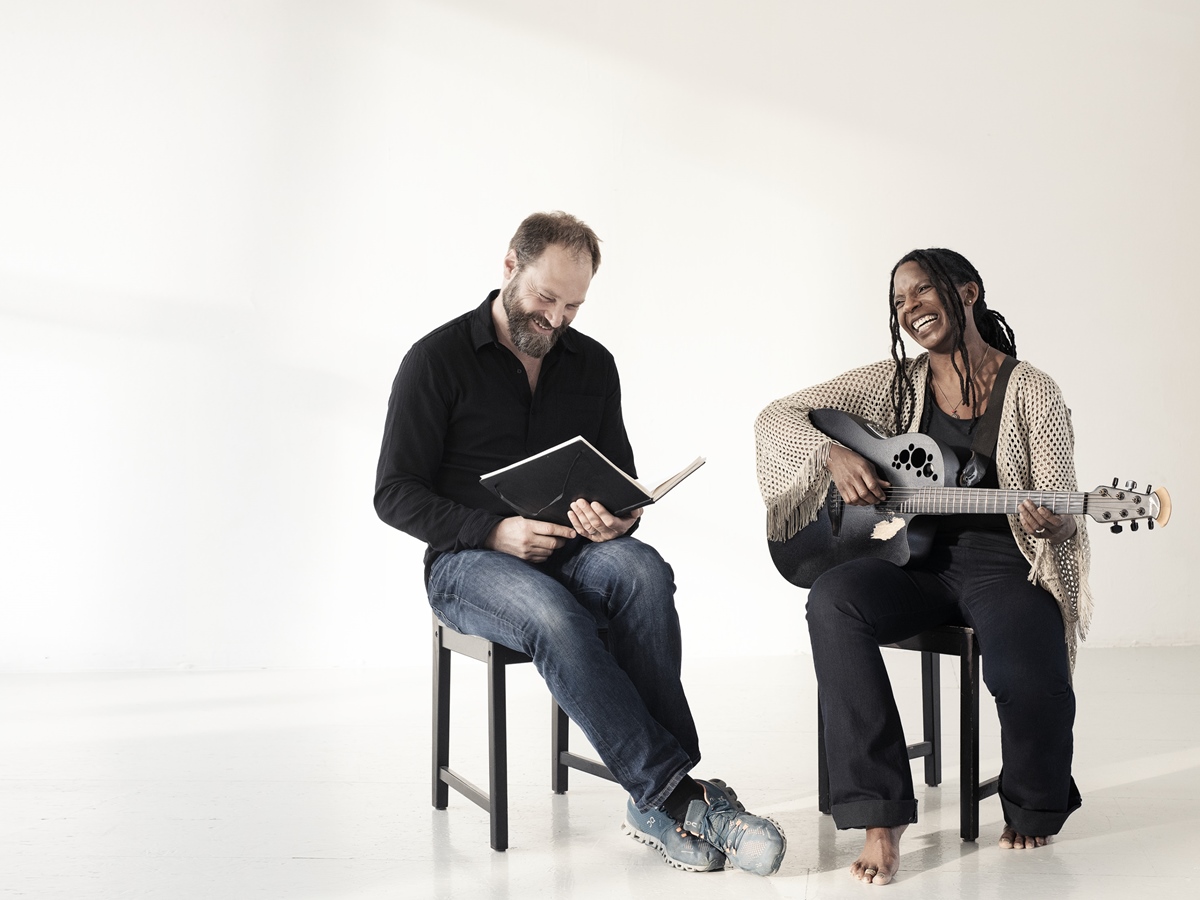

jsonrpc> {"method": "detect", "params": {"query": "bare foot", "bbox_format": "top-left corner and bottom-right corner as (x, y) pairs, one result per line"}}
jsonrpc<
(850, 824), (907, 885)
(999, 826), (1048, 849)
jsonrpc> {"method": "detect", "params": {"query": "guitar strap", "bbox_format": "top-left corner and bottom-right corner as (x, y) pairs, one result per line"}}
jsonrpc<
(958, 354), (1018, 487)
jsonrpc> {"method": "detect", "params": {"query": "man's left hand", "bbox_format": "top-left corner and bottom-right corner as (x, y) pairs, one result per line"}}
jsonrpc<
(568, 500), (640, 543)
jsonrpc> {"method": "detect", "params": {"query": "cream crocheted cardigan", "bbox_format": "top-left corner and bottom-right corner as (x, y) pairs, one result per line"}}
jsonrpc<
(755, 355), (1093, 670)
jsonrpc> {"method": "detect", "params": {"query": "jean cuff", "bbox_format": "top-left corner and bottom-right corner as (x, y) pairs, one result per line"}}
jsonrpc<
(638, 758), (698, 814)
(832, 798), (918, 830)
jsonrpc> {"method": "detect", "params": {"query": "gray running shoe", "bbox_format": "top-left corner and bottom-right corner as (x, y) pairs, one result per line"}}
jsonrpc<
(683, 779), (786, 876)
(622, 798), (727, 872)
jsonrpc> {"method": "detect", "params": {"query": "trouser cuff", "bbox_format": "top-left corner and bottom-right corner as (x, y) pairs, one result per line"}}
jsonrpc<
(999, 776), (1082, 836)
(832, 798), (918, 830)
(638, 755), (700, 814)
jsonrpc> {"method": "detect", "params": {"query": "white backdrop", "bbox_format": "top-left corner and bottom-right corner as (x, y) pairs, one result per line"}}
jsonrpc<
(1, 0), (1196, 670)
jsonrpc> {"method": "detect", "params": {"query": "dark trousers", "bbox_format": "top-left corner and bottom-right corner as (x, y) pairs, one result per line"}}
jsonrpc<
(807, 536), (1081, 836)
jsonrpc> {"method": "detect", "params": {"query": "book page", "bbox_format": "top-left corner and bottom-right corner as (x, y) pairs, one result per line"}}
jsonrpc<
(650, 457), (706, 502)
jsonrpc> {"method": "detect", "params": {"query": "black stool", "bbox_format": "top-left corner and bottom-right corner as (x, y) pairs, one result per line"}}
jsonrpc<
(817, 625), (1000, 841)
(432, 616), (617, 850)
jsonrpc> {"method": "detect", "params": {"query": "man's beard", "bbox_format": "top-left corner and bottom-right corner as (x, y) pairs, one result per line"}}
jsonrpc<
(501, 278), (569, 358)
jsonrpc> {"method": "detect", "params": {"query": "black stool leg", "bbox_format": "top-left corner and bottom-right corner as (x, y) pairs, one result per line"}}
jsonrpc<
(921, 650), (942, 787)
(487, 645), (510, 851)
(817, 699), (831, 814)
(433, 624), (450, 810)
(551, 698), (570, 793)
(960, 632), (981, 842)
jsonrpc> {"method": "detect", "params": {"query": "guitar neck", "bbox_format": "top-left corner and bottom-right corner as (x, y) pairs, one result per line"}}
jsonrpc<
(883, 487), (1086, 517)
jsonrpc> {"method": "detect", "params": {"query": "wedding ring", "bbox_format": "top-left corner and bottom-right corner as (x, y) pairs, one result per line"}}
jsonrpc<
(1035, 528), (1046, 534)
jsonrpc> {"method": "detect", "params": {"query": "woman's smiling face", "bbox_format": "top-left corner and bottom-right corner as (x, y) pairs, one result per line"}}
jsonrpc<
(892, 260), (977, 354)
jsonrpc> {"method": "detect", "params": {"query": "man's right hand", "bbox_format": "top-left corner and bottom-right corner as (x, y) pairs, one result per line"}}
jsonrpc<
(485, 516), (577, 562)
(826, 443), (889, 505)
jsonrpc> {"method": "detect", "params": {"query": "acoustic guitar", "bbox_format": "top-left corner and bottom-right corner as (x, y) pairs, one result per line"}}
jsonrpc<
(768, 408), (1171, 588)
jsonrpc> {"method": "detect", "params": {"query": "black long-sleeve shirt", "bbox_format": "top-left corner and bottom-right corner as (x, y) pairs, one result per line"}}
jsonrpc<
(374, 292), (637, 574)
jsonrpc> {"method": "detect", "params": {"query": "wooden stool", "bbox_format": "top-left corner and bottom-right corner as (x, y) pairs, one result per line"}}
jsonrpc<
(432, 616), (617, 850)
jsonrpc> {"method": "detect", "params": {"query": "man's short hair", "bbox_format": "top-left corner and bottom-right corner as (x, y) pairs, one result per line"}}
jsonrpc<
(508, 211), (602, 274)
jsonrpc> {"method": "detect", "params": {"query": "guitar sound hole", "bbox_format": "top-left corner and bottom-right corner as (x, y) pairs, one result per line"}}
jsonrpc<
(893, 446), (937, 480)
(894, 446), (925, 470)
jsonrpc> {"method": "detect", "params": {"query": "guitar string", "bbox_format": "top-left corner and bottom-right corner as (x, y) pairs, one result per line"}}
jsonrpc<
(856, 486), (1145, 516)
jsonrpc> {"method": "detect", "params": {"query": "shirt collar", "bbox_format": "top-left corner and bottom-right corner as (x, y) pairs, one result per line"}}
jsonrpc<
(470, 290), (579, 354)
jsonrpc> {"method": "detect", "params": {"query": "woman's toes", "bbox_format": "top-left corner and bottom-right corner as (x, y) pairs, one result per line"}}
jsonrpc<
(1000, 827), (1049, 850)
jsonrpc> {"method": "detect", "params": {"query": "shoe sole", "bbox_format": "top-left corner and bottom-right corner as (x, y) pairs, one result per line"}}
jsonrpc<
(621, 821), (726, 873)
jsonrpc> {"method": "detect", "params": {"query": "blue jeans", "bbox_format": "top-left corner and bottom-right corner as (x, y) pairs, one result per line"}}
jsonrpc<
(427, 536), (700, 812)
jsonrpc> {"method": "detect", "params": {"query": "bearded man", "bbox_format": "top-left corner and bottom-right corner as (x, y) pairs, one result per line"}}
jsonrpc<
(374, 211), (785, 876)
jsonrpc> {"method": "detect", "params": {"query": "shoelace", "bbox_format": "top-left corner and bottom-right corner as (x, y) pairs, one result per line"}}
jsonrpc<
(703, 800), (751, 852)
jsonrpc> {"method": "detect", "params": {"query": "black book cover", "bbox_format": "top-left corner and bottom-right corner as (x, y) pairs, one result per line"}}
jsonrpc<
(479, 436), (704, 528)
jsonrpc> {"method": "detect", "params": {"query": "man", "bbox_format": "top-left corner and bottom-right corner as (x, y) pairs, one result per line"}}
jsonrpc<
(375, 211), (785, 876)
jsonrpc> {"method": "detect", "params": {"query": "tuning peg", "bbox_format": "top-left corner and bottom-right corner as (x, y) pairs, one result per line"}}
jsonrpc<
(1126, 480), (1138, 490)
(1130, 521), (1139, 532)
(1147, 484), (1153, 493)
(1112, 477), (1119, 488)
(1148, 519), (1155, 530)
(1110, 523), (1123, 534)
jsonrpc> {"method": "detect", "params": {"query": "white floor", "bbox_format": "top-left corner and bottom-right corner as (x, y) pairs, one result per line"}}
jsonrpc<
(2, 646), (1198, 899)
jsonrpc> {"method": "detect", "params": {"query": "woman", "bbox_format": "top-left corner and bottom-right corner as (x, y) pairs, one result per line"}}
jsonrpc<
(755, 249), (1091, 885)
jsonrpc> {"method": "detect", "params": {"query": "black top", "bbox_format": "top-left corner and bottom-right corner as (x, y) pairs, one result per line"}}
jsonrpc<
(374, 292), (636, 574)
(921, 388), (1013, 542)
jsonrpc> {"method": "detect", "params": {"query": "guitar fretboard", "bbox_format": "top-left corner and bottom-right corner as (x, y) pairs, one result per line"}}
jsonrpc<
(882, 487), (1087, 516)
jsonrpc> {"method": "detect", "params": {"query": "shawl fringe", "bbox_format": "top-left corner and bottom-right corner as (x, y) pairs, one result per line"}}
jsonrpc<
(1028, 538), (1049, 586)
(765, 443), (832, 543)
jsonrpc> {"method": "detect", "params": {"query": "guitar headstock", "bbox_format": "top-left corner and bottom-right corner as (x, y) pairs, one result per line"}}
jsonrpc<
(1085, 480), (1171, 533)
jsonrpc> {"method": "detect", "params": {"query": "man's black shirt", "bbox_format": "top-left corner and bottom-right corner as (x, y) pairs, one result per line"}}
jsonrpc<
(374, 292), (636, 572)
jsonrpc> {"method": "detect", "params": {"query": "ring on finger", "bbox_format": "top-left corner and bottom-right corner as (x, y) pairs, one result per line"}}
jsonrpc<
(1035, 527), (1046, 534)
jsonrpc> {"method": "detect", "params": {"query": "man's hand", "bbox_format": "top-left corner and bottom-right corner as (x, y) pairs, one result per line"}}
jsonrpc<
(485, 517), (576, 562)
(568, 500), (641, 543)
(826, 443), (889, 505)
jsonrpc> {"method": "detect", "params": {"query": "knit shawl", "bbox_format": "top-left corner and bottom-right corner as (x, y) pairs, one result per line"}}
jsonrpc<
(754, 355), (1093, 671)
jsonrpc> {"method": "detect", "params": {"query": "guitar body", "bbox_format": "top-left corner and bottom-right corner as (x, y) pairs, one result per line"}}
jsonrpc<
(768, 409), (960, 588)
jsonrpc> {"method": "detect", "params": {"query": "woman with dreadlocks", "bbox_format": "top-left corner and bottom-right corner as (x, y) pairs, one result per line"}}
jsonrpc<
(755, 248), (1091, 885)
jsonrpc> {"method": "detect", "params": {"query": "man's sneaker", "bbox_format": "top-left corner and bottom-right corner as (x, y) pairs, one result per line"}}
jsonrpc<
(683, 779), (786, 876)
(622, 798), (727, 872)
(705, 778), (744, 810)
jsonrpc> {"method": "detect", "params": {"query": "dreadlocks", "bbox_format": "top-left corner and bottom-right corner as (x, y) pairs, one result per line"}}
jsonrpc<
(887, 248), (1018, 434)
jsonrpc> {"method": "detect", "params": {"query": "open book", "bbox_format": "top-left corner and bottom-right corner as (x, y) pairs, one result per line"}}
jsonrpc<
(479, 436), (705, 528)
